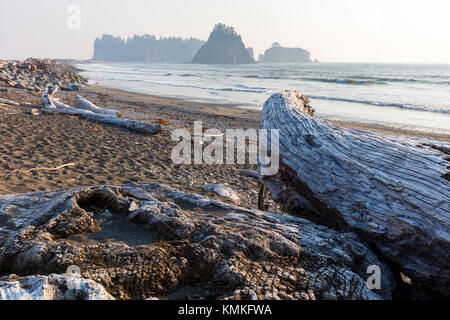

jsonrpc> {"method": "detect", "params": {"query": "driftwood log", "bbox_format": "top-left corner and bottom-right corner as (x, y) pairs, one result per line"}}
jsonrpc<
(40, 86), (160, 134)
(0, 98), (19, 106)
(0, 183), (394, 300)
(0, 77), (17, 87)
(74, 95), (122, 117)
(259, 91), (450, 297)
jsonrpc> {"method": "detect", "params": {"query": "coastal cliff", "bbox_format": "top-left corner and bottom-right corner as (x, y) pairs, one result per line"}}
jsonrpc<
(192, 24), (255, 64)
(259, 43), (312, 63)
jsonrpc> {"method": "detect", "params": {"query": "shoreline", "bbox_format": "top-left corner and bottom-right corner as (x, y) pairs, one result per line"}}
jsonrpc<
(78, 60), (450, 138)
(85, 84), (450, 142)
(0, 80), (448, 199)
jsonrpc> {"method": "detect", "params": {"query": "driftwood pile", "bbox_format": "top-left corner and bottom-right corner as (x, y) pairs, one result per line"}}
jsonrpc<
(258, 91), (450, 298)
(0, 58), (87, 92)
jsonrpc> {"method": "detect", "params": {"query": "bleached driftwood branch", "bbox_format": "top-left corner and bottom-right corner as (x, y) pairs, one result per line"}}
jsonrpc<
(259, 91), (450, 297)
(0, 98), (19, 106)
(75, 95), (122, 117)
(6, 163), (75, 177)
(0, 77), (17, 87)
(40, 86), (160, 134)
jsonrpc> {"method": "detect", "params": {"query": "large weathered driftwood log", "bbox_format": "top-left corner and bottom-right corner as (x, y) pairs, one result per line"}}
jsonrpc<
(259, 91), (450, 297)
(40, 86), (160, 134)
(0, 184), (394, 300)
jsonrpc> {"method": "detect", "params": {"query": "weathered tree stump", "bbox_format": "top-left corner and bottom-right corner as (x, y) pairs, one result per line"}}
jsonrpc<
(259, 91), (450, 297)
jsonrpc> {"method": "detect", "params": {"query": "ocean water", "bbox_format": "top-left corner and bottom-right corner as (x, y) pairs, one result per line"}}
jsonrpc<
(78, 62), (450, 135)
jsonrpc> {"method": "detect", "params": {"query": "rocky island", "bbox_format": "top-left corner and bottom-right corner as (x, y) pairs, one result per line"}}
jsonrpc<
(259, 43), (312, 63)
(93, 35), (205, 63)
(191, 24), (255, 64)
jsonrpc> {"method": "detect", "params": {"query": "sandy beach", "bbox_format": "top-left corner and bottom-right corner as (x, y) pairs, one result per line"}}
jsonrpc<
(1, 82), (448, 205)
(1, 60), (449, 301)
(0, 84), (266, 209)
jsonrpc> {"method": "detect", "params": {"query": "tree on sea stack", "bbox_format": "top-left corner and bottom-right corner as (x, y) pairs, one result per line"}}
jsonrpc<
(258, 91), (450, 298)
(191, 23), (255, 64)
(258, 42), (312, 63)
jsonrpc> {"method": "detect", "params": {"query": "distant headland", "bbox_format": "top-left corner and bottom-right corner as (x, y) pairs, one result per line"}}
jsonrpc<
(92, 23), (314, 65)
(93, 35), (205, 63)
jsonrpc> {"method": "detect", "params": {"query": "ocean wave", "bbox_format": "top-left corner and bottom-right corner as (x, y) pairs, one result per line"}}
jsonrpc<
(241, 74), (382, 84)
(306, 75), (450, 85)
(352, 76), (450, 85)
(124, 78), (266, 93)
(243, 75), (393, 85)
(234, 84), (267, 90)
(298, 77), (382, 85)
(178, 73), (199, 77)
(99, 77), (449, 114)
(309, 95), (450, 114)
(87, 65), (450, 87)
(241, 74), (450, 85)
(295, 76), (449, 85)
(84, 68), (172, 77)
(243, 75), (281, 80)
(220, 88), (265, 93)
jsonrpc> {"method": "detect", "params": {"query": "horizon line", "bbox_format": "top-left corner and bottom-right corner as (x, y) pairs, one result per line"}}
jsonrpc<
(2, 56), (450, 65)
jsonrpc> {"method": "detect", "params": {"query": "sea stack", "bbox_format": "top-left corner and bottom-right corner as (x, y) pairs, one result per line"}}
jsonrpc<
(192, 24), (255, 64)
(259, 42), (312, 63)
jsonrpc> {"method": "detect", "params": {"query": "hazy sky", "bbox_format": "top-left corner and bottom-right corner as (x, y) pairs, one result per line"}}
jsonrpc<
(1, 0), (450, 63)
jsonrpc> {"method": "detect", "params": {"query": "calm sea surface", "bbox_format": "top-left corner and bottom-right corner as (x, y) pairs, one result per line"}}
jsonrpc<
(78, 62), (450, 135)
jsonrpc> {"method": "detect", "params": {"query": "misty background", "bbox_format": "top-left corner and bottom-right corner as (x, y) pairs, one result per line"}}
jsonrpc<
(1, 0), (450, 63)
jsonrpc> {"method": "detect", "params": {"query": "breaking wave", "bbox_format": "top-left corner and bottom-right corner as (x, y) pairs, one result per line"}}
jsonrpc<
(309, 95), (450, 114)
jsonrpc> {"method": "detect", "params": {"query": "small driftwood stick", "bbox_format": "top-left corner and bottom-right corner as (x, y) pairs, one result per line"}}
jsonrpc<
(0, 98), (19, 106)
(6, 163), (76, 177)
(257, 182), (267, 211)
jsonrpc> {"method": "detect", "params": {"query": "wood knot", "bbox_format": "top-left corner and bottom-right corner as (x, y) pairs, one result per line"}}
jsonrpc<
(304, 135), (322, 148)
